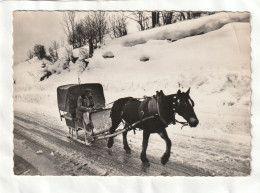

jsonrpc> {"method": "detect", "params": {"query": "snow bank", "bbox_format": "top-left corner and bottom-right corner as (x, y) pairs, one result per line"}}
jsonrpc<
(106, 12), (249, 47)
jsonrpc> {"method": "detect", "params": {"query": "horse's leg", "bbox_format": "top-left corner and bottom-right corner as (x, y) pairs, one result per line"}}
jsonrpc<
(75, 126), (78, 139)
(140, 130), (150, 167)
(107, 125), (117, 148)
(71, 126), (74, 137)
(122, 129), (131, 154)
(107, 115), (121, 148)
(107, 98), (132, 148)
(158, 128), (172, 165)
(107, 111), (122, 148)
(68, 127), (71, 137)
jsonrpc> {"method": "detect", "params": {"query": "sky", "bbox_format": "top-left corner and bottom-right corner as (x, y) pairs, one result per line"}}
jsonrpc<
(13, 11), (139, 64)
(13, 11), (66, 64)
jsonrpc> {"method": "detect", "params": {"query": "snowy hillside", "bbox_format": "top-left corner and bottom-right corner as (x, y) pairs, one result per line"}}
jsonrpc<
(13, 12), (251, 139)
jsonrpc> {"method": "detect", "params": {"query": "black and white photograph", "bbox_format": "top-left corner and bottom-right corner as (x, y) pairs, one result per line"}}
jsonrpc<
(12, 10), (251, 176)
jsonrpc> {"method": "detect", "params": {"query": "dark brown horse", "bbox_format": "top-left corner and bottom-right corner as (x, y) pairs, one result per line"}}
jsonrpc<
(107, 89), (199, 167)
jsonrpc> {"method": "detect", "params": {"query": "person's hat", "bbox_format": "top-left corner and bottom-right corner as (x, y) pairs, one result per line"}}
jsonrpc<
(85, 88), (92, 92)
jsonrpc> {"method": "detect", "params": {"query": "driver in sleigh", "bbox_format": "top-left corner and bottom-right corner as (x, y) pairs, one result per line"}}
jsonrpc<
(76, 88), (95, 145)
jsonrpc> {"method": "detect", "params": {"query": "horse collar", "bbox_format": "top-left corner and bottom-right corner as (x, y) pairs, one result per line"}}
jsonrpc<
(172, 94), (178, 112)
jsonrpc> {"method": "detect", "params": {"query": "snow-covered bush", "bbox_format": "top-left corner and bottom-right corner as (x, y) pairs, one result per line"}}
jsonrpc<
(33, 44), (47, 60)
(140, 55), (149, 62)
(72, 47), (89, 60)
(102, 51), (114, 58)
(40, 70), (52, 81)
(49, 47), (58, 62)
(47, 59), (68, 74)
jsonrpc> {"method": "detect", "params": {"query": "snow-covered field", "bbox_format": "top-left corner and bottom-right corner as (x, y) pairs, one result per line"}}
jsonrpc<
(13, 12), (251, 175)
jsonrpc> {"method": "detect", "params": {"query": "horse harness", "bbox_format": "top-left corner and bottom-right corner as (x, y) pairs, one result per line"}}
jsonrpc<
(119, 91), (189, 134)
(173, 93), (195, 129)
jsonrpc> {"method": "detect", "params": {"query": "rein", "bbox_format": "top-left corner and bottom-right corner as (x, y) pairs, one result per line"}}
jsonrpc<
(105, 97), (146, 107)
(175, 119), (189, 129)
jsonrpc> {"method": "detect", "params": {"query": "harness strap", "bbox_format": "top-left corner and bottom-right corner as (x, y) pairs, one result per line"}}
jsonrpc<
(106, 97), (148, 107)
(175, 119), (189, 129)
(156, 95), (168, 126)
(139, 110), (144, 132)
(121, 115), (137, 135)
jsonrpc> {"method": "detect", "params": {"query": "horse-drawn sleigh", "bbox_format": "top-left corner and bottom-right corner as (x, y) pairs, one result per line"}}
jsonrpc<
(57, 83), (199, 166)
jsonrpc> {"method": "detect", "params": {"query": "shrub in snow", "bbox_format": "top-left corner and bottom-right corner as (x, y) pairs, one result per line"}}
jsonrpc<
(45, 55), (54, 63)
(47, 59), (68, 74)
(102, 51), (114, 58)
(49, 41), (59, 62)
(140, 56), (150, 62)
(41, 63), (46, 68)
(40, 70), (52, 81)
(71, 55), (78, 63)
(33, 44), (46, 60)
(49, 47), (58, 62)
(58, 46), (73, 62)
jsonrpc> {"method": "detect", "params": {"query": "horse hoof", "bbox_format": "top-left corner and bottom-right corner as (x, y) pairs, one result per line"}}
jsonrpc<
(161, 154), (169, 165)
(107, 140), (114, 148)
(125, 149), (131, 155)
(143, 162), (150, 168)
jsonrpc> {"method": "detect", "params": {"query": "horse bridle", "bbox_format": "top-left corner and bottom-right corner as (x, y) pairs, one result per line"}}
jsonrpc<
(172, 94), (195, 129)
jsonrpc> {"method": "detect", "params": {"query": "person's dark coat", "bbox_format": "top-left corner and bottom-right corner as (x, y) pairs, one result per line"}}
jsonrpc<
(76, 95), (94, 119)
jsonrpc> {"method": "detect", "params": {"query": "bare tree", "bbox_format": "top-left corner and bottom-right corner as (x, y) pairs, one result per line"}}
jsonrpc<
(126, 11), (150, 31)
(109, 13), (127, 38)
(161, 11), (173, 25)
(81, 11), (109, 57)
(82, 15), (97, 57)
(52, 41), (59, 51)
(61, 11), (77, 48)
(63, 46), (73, 62)
(49, 41), (60, 62)
(93, 11), (108, 45)
(152, 11), (160, 27)
(178, 12), (186, 21)
(74, 22), (88, 48)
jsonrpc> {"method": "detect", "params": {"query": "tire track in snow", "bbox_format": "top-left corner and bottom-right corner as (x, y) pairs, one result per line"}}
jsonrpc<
(13, 110), (210, 176)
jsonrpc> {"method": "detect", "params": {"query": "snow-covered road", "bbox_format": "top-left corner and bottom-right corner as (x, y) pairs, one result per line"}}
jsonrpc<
(13, 107), (250, 176)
